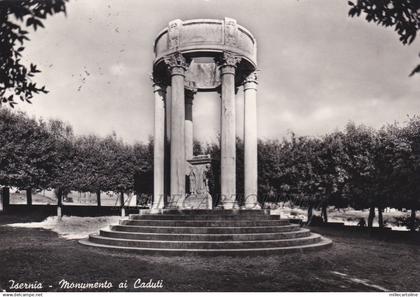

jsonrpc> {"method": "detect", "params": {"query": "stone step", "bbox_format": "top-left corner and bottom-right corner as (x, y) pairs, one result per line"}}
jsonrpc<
(129, 214), (280, 220)
(110, 224), (301, 234)
(120, 219), (289, 227)
(99, 228), (311, 241)
(79, 236), (332, 256)
(159, 209), (266, 215)
(88, 233), (322, 249)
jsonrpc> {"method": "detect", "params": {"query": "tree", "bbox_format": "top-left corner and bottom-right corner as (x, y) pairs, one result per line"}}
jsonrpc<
(235, 137), (244, 206)
(257, 139), (285, 204)
(204, 142), (221, 206)
(73, 135), (106, 205)
(348, 0), (420, 76)
(45, 118), (76, 208)
(0, 0), (68, 107)
(394, 117), (420, 231)
(133, 139), (153, 205)
(193, 140), (204, 155)
(97, 133), (138, 209)
(0, 109), (57, 194)
(316, 132), (349, 222)
(341, 122), (405, 227)
(290, 135), (325, 224)
(341, 123), (379, 226)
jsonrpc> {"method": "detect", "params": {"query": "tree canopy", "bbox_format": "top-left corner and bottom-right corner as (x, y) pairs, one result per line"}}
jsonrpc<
(0, 108), (153, 199)
(1, 108), (419, 230)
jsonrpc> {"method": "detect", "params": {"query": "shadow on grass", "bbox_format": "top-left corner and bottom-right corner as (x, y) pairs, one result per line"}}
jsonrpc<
(0, 214), (419, 292)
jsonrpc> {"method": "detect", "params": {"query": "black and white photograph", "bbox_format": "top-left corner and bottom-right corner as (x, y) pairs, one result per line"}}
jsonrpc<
(0, 0), (419, 294)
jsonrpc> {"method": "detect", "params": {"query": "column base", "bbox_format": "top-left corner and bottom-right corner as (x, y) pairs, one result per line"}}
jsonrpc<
(245, 203), (261, 210)
(166, 194), (185, 209)
(139, 209), (152, 215)
(150, 207), (163, 214)
(164, 204), (179, 210)
(218, 200), (239, 210)
(151, 198), (165, 213)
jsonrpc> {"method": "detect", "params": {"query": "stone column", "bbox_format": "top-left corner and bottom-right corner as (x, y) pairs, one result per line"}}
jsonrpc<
(164, 53), (190, 208)
(185, 83), (196, 160)
(243, 72), (260, 209)
(152, 82), (166, 212)
(217, 52), (241, 209)
(164, 93), (170, 207)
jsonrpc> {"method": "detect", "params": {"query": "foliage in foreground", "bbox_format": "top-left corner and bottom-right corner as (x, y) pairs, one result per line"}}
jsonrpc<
(348, 0), (420, 76)
(0, 0), (68, 107)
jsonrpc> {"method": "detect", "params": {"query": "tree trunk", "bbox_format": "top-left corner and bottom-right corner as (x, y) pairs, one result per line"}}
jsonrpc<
(368, 206), (375, 227)
(378, 207), (384, 228)
(120, 191), (125, 217)
(120, 191), (124, 207)
(1, 187), (10, 212)
(321, 204), (328, 223)
(96, 190), (101, 207)
(26, 188), (32, 206)
(57, 188), (62, 207)
(56, 187), (63, 220)
(307, 203), (313, 225)
(410, 208), (417, 232)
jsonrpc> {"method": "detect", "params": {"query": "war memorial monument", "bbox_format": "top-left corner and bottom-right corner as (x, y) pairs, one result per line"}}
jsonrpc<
(80, 18), (332, 254)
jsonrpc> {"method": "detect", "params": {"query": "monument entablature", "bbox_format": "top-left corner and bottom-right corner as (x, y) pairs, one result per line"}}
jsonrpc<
(152, 18), (257, 91)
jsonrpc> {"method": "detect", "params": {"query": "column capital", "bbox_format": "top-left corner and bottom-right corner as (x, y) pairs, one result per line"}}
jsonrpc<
(185, 80), (198, 93)
(164, 52), (190, 76)
(243, 72), (258, 91)
(216, 51), (242, 74)
(185, 80), (197, 106)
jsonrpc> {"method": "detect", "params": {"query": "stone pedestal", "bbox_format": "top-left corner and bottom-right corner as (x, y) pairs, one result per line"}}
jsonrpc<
(185, 155), (213, 209)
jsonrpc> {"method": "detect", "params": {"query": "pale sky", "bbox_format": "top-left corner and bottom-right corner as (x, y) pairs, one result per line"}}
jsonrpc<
(16, 0), (420, 144)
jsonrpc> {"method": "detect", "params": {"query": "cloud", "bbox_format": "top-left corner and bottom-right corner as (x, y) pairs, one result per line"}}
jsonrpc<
(16, 0), (420, 144)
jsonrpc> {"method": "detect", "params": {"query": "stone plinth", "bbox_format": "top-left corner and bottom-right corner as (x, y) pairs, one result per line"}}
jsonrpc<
(184, 155), (213, 209)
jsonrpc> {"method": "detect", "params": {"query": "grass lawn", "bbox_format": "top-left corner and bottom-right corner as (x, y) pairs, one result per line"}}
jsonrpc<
(0, 215), (419, 292)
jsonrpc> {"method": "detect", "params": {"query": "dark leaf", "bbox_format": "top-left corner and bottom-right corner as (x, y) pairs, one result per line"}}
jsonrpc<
(409, 64), (420, 77)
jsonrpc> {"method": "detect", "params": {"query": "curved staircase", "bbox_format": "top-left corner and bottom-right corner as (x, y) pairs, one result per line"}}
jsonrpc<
(79, 210), (332, 255)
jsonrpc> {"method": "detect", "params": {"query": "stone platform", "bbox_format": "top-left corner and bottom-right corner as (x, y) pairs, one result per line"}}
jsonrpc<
(79, 210), (332, 255)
